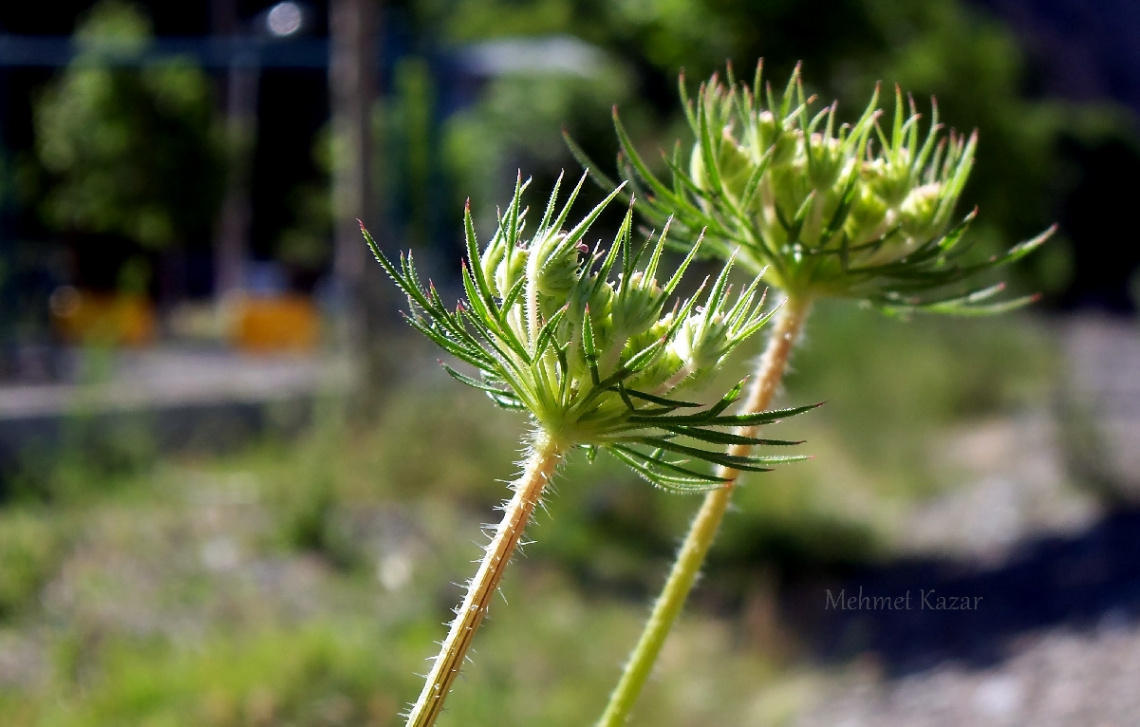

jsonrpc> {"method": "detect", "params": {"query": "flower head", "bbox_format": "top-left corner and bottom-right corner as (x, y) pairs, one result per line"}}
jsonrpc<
(364, 174), (813, 490)
(576, 62), (1054, 315)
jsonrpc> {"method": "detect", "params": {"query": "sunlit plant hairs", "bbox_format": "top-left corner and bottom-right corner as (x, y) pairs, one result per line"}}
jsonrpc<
(569, 61), (1055, 727)
(363, 172), (813, 727)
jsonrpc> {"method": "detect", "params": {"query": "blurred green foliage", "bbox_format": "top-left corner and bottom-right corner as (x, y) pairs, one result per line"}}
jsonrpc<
(382, 0), (1140, 300)
(31, 0), (225, 252)
(442, 62), (635, 225)
(391, 57), (438, 249)
(787, 302), (1057, 466)
(32, 621), (408, 727)
(274, 188), (333, 271)
(0, 508), (70, 620)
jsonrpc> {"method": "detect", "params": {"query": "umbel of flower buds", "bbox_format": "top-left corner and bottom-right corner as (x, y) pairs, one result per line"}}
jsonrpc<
(591, 62), (1055, 315)
(364, 173), (814, 490)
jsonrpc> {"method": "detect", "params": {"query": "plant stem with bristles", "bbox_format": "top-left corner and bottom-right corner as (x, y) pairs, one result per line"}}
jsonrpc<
(405, 435), (566, 727)
(597, 294), (813, 727)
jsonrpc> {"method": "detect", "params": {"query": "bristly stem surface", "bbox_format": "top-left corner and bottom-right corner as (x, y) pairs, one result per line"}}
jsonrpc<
(405, 436), (565, 727)
(597, 294), (813, 727)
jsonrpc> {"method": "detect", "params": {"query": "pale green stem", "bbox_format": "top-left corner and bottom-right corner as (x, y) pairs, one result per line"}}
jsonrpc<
(804, 194), (826, 247)
(405, 436), (566, 727)
(597, 295), (813, 727)
(658, 361), (695, 396)
(525, 251), (542, 345)
(598, 331), (630, 377)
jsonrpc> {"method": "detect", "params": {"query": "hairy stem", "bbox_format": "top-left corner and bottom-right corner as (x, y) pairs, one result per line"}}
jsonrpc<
(405, 436), (565, 727)
(597, 294), (813, 727)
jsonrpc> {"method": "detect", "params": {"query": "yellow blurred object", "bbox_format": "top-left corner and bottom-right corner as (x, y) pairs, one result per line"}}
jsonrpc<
(231, 294), (320, 352)
(50, 287), (157, 346)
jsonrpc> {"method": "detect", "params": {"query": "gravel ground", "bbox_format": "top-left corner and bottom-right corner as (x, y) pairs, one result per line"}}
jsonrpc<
(796, 622), (1140, 727)
(793, 315), (1140, 726)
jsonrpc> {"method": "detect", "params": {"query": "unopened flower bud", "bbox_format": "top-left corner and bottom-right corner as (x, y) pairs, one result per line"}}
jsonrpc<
(689, 131), (755, 200)
(494, 245), (528, 297)
(612, 271), (664, 337)
(532, 232), (581, 296)
(863, 150), (912, 207)
(898, 183), (945, 239)
(806, 133), (846, 191)
(758, 111), (799, 167)
(567, 275), (614, 324)
(625, 313), (682, 389)
(584, 278), (616, 348)
(720, 131), (756, 197)
(672, 311), (733, 372)
(480, 239), (506, 295)
(768, 160), (812, 229)
(564, 277), (617, 376)
(844, 184), (890, 245)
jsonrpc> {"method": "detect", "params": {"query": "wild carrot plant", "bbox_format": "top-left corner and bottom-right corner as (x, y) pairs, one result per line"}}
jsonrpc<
(364, 173), (814, 726)
(569, 62), (1055, 725)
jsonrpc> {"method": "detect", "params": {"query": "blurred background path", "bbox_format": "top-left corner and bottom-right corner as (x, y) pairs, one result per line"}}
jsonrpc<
(0, 349), (355, 481)
(792, 314), (1140, 726)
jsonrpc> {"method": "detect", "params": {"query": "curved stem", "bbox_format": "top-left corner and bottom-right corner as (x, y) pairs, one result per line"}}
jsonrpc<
(405, 436), (565, 727)
(598, 294), (813, 727)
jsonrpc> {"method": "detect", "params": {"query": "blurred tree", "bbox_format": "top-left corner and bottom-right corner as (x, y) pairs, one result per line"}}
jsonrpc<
(381, 55), (441, 250)
(33, 0), (225, 284)
(442, 61), (635, 228)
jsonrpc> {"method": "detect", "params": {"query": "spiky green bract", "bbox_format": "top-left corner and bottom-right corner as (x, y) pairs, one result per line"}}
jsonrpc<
(363, 174), (812, 492)
(568, 62), (1054, 316)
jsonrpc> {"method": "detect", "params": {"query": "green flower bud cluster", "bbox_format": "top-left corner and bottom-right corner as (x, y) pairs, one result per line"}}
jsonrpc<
(366, 174), (810, 490)
(683, 65), (977, 287)
(589, 62), (1054, 315)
